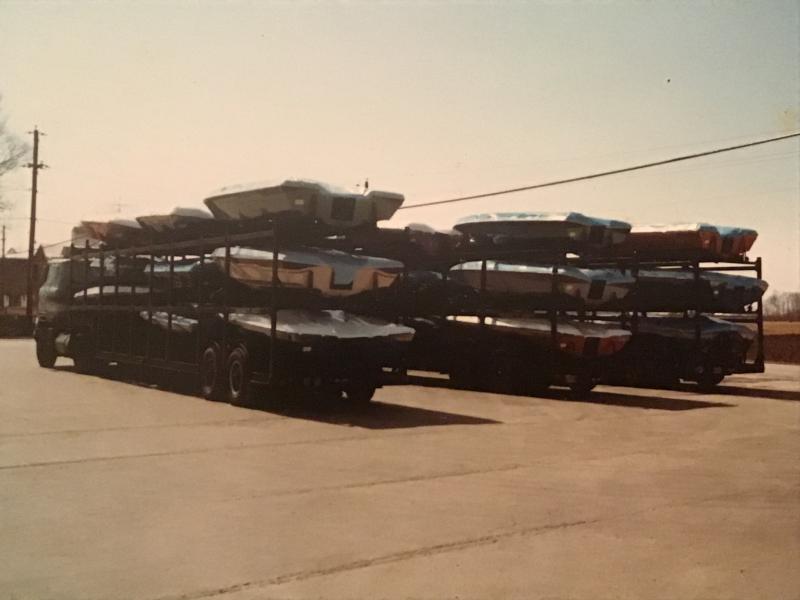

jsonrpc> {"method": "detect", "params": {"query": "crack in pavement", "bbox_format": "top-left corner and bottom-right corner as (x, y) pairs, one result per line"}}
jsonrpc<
(234, 462), (526, 500)
(152, 517), (600, 600)
(0, 424), (485, 472)
(0, 417), (284, 439)
(148, 489), (762, 600)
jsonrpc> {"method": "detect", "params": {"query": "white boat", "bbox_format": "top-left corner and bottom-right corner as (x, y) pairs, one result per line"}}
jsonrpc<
(138, 311), (199, 335)
(403, 223), (463, 257)
(204, 179), (404, 228)
(453, 212), (631, 247)
(635, 316), (756, 342)
(211, 246), (404, 296)
(79, 219), (147, 247)
(72, 285), (153, 303)
(636, 269), (767, 312)
(229, 310), (415, 343)
(616, 223), (722, 255)
(716, 226), (758, 258)
(136, 207), (214, 235)
(448, 315), (631, 358)
(449, 261), (635, 306)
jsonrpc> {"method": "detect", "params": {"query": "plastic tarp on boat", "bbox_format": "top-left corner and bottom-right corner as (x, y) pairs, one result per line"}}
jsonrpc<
(635, 269), (767, 311)
(716, 226), (758, 257)
(211, 246), (403, 296)
(136, 207), (214, 234)
(448, 315), (631, 357)
(635, 316), (756, 342)
(138, 311), (199, 334)
(204, 179), (404, 228)
(73, 285), (153, 300)
(79, 219), (147, 247)
(627, 223), (721, 254)
(229, 310), (415, 343)
(453, 212), (631, 247)
(449, 261), (635, 306)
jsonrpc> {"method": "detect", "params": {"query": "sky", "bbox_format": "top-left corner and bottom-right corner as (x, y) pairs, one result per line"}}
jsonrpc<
(1, 0), (798, 291)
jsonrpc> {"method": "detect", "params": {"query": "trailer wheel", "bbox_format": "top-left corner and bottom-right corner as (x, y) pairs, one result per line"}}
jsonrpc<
(199, 342), (225, 401)
(696, 372), (724, 393)
(344, 381), (377, 404)
(568, 374), (595, 399)
(226, 344), (253, 406)
(35, 331), (57, 368)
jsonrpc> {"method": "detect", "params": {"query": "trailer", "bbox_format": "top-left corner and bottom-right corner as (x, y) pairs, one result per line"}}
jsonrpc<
(597, 255), (765, 391)
(324, 227), (767, 397)
(34, 217), (414, 406)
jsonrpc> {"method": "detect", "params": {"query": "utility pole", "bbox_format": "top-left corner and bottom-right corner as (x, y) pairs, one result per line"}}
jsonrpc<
(1, 225), (5, 315)
(25, 127), (46, 322)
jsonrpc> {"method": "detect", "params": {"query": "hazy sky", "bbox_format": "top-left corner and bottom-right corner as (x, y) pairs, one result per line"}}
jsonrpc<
(1, 1), (798, 290)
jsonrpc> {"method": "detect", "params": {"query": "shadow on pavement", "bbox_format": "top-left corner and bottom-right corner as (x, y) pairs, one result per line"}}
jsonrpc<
(253, 398), (501, 429)
(56, 365), (501, 430)
(408, 375), (734, 411)
(712, 385), (800, 403)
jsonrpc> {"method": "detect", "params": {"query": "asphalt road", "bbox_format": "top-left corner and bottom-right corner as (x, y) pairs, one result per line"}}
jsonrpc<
(1, 339), (798, 600)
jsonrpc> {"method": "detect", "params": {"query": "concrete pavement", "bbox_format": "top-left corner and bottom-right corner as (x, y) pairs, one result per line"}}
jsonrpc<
(1, 339), (798, 599)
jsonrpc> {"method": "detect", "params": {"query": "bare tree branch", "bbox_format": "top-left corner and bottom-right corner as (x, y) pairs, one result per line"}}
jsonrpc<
(0, 94), (31, 212)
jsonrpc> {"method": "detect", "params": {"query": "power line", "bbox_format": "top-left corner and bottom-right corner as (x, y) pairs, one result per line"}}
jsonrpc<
(399, 131), (800, 211)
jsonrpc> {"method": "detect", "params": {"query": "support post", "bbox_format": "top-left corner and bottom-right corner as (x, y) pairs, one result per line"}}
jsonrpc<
(0, 225), (5, 315)
(268, 223), (280, 385)
(755, 257), (765, 369)
(550, 263), (559, 349)
(25, 128), (45, 323)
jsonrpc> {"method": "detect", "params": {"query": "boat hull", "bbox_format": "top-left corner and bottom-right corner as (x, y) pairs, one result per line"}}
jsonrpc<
(448, 315), (631, 358)
(212, 247), (404, 297)
(204, 180), (404, 229)
(449, 262), (634, 307)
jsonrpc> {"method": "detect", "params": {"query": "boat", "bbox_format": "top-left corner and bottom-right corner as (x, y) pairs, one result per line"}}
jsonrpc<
(150, 258), (220, 289)
(449, 261), (635, 307)
(612, 223), (722, 257)
(604, 315), (755, 388)
(453, 212), (631, 249)
(138, 311), (199, 335)
(79, 219), (148, 248)
(72, 285), (155, 304)
(203, 179), (404, 228)
(634, 315), (756, 342)
(211, 246), (404, 296)
(136, 207), (215, 236)
(229, 310), (415, 343)
(634, 269), (767, 312)
(447, 315), (631, 358)
(716, 226), (758, 259)
(317, 224), (464, 271)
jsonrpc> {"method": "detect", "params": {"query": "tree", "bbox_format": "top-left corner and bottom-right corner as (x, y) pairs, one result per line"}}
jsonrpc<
(0, 95), (29, 212)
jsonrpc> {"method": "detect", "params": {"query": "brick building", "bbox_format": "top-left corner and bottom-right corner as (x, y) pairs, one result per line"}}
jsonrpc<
(0, 246), (48, 315)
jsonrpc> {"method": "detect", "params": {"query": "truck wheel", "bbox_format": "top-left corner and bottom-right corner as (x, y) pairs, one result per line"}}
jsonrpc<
(199, 342), (225, 401)
(344, 381), (377, 404)
(226, 344), (253, 406)
(568, 374), (595, 399)
(35, 333), (57, 368)
(696, 372), (724, 393)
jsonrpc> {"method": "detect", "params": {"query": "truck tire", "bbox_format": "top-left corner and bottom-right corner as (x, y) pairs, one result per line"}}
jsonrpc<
(199, 342), (225, 401)
(568, 373), (596, 399)
(344, 381), (377, 404)
(696, 371), (724, 393)
(35, 332), (57, 368)
(226, 344), (253, 406)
